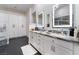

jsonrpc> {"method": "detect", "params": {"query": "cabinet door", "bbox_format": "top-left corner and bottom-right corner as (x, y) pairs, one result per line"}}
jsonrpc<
(42, 36), (54, 55)
(29, 32), (34, 44)
(29, 32), (37, 48)
(38, 35), (44, 54)
(0, 13), (8, 37)
(29, 32), (33, 44)
(9, 14), (19, 38)
(50, 38), (73, 55)
(54, 44), (73, 55)
(36, 34), (41, 51)
(46, 37), (56, 55)
(73, 43), (79, 55)
(18, 15), (26, 36)
(32, 32), (37, 47)
(54, 39), (74, 50)
(35, 33), (44, 53)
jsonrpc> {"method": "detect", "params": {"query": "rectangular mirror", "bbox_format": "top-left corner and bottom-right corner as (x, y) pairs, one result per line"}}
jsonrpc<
(32, 11), (36, 24)
(38, 12), (44, 26)
(53, 4), (72, 27)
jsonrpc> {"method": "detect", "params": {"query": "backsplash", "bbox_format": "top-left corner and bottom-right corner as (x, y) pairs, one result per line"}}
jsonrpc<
(51, 28), (70, 36)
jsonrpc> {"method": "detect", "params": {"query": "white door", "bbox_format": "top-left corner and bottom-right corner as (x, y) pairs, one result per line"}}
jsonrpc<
(18, 15), (26, 37)
(9, 14), (19, 38)
(0, 13), (8, 38)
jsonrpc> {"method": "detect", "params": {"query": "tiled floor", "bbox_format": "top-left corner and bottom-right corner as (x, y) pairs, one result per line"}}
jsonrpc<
(0, 36), (41, 55)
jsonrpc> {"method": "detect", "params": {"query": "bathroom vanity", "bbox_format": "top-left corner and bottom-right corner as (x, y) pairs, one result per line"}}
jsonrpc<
(29, 4), (79, 55)
(29, 31), (79, 55)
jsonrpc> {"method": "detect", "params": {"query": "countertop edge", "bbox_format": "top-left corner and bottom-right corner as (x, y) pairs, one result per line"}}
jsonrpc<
(29, 31), (79, 43)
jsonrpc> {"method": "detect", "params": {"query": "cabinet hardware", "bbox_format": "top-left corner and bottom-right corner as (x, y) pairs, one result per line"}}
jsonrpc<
(32, 37), (33, 39)
(52, 40), (54, 42)
(38, 39), (40, 41)
(53, 46), (55, 52)
(51, 45), (55, 52)
(38, 36), (40, 37)
(38, 43), (40, 45)
(12, 24), (15, 28)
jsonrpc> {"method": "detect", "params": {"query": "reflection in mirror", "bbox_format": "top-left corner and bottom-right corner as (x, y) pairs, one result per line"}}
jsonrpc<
(32, 11), (36, 24)
(53, 4), (72, 27)
(38, 14), (42, 26)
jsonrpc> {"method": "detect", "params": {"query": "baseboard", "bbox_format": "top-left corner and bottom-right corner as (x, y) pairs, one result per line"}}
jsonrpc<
(9, 36), (29, 40)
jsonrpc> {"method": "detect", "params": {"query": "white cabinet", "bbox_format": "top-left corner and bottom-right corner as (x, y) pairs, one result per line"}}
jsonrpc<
(54, 44), (73, 55)
(30, 33), (45, 54)
(29, 32), (35, 45)
(29, 32), (37, 48)
(73, 43), (79, 55)
(9, 14), (26, 38)
(36, 34), (43, 52)
(32, 32), (37, 47)
(36, 34), (73, 55)
(38, 34), (44, 54)
(43, 36), (55, 55)
(48, 38), (73, 55)
(0, 13), (8, 24)
(29, 32), (74, 55)
(18, 15), (26, 37)
(54, 39), (74, 50)
(0, 13), (9, 38)
(9, 14), (19, 38)
(54, 39), (73, 55)
(29, 31), (33, 44)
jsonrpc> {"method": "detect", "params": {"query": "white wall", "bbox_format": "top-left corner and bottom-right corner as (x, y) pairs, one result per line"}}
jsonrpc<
(74, 4), (79, 28)
(29, 4), (72, 35)
(0, 9), (27, 38)
(26, 9), (30, 37)
(30, 4), (53, 30)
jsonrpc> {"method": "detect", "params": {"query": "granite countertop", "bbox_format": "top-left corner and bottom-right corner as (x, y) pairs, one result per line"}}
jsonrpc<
(30, 30), (79, 43)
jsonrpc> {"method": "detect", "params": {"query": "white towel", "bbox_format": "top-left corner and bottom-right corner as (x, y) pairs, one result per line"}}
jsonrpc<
(21, 44), (37, 55)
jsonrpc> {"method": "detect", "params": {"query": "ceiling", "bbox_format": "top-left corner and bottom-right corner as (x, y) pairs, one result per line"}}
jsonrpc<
(0, 4), (34, 14)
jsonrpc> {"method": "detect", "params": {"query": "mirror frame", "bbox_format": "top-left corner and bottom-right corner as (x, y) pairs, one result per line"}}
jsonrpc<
(53, 4), (72, 27)
(37, 11), (44, 27)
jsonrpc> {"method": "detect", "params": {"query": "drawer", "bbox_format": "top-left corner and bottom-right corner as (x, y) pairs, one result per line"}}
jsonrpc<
(54, 38), (74, 50)
(54, 44), (73, 55)
(73, 43), (79, 55)
(37, 34), (43, 39)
